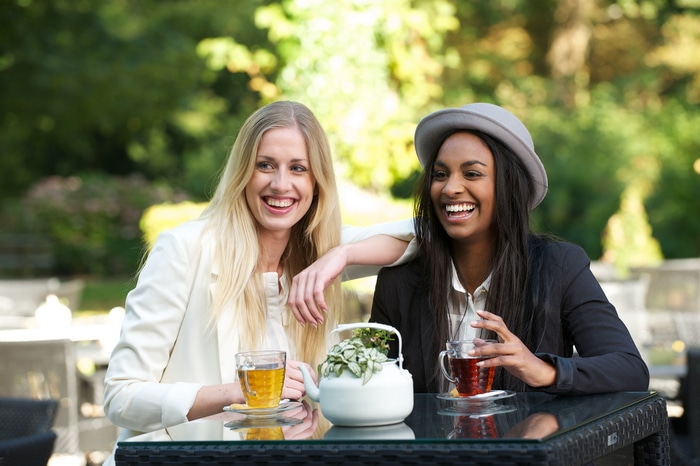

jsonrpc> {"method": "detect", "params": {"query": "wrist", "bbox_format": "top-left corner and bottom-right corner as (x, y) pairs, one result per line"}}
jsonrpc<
(535, 362), (557, 387)
(331, 243), (352, 266)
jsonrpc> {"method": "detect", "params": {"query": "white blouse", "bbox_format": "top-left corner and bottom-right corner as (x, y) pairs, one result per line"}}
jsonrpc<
(262, 272), (293, 358)
(447, 262), (492, 342)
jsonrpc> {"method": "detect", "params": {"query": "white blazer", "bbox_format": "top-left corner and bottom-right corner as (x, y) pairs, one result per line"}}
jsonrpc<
(103, 218), (415, 446)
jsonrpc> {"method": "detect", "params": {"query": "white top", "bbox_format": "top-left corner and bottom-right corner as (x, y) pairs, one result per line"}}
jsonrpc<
(263, 272), (293, 358)
(447, 262), (491, 341)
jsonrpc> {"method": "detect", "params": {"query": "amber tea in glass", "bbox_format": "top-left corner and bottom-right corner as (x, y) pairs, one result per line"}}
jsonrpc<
(235, 350), (286, 408)
(439, 339), (496, 397)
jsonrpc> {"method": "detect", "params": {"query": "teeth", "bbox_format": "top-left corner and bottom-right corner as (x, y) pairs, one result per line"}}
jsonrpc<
(445, 203), (475, 213)
(267, 198), (293, 208)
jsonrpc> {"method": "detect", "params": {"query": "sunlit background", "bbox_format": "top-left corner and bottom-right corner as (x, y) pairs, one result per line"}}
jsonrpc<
(1, 1), (699, 464)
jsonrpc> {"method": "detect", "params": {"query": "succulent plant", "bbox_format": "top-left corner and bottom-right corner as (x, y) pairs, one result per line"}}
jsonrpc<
(318, 328), (394, 385)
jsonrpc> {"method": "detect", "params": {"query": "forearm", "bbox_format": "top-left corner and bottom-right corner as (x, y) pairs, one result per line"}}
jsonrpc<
(340, 220), (417, 281)
(188, 383), (244, 421)
(342, 234), (409, 266)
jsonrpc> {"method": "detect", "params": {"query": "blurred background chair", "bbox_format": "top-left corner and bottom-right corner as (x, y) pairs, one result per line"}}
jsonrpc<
(670, 346), (700, 465)
(0, 397), (58, 466)
(0, 338), (80, 456)
(599, 275), (652, 361)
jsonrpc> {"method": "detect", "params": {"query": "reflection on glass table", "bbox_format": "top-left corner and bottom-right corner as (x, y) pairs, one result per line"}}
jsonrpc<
(117, 391), (670, 466)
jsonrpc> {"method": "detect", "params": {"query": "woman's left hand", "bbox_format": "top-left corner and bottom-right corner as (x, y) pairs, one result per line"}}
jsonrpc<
(282, 360), (316, 401)
(470, 310), (557, 388)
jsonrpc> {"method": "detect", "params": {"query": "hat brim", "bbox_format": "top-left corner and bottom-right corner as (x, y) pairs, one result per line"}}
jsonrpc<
(414, 105), (548, 209)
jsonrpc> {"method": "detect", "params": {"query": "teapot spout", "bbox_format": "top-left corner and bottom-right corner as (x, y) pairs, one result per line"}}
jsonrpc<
(298, 364), (320, 402)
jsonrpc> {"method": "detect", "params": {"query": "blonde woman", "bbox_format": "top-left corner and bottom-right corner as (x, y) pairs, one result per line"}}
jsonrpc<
(103, 101), (413, 452)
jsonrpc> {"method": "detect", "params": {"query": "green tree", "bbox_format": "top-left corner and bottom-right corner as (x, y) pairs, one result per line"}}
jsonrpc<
(2, 0), (700, 277)
(0, 0), (267, 200)
(198, 0), (462, 191)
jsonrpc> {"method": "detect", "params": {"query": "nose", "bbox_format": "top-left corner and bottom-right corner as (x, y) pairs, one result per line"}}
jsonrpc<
(442, 173), (464, 197)
(270, 170), (291, 192)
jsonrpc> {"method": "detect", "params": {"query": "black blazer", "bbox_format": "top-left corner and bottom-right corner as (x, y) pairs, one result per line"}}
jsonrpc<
(370, 240), (650, 395)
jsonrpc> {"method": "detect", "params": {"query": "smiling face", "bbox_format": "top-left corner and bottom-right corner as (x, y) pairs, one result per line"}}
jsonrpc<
(430, 132), (497, 248)
(245, 126), (316, 240)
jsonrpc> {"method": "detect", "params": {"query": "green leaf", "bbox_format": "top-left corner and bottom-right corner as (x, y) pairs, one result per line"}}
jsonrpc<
(347, 361), (362, 377)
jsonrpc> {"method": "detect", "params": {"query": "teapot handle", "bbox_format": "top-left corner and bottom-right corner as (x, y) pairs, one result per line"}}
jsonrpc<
(330, 322), (405, 371)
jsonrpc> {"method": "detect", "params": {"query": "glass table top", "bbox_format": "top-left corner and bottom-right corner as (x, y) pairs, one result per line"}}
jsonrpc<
(121, 391), (657, 445)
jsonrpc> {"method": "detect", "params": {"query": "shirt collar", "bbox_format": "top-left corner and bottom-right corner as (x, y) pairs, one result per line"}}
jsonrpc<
(450, 262), (492, 295)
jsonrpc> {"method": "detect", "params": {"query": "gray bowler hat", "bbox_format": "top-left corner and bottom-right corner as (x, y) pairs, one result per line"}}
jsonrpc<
(414, 103), (548, 209)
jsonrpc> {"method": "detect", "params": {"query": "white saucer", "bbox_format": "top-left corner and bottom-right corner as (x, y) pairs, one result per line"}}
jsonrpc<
(223, 400), (302, 418)
(436, 390), (516, 405)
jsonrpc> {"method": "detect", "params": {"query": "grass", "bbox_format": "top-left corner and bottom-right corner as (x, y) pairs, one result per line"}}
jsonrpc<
(77, 277), (134, 314)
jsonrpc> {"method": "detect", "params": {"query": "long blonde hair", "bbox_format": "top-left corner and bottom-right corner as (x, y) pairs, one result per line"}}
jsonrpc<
(201, 101), (342, 367)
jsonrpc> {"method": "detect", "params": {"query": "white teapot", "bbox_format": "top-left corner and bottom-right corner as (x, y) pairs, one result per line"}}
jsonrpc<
(299, 322), (414, 427)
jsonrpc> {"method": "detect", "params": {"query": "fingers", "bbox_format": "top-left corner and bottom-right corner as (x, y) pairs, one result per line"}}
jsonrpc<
(282, 404), (319, 440)
(289, 246), (347, 326)
(288, 271), (328, 327)
(471, 310), (516, 343)
(282, 361), (316, 400)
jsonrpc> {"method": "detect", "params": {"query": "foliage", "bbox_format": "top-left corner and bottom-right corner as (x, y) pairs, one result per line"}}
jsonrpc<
(2, 0), (700, 275)
(644, 101), (700, 258)
(17, 174), (188, 276)
(0, 0), (262, 201)
(602, 187), (663, 277)
(352, 328), (394, 355)
(140, 201), (208, 250)
(246, 0), (459, 190)
(318, 328), (394, 385)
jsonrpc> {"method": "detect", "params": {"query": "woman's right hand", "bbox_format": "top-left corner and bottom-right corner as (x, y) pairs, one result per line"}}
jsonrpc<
(471, 309), (557, 388)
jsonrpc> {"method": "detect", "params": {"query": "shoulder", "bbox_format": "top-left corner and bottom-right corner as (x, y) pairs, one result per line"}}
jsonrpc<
(529, 236), (593, 285)
(162, 217), (207, 239)
(532, 236), (589, 265)
(376, 255), (426, 285)
(149, 218), (210, 259)
(156, 218), (208, 244)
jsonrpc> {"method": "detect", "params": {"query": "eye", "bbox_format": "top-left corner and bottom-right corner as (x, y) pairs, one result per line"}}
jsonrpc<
(431, 169), (447, 181)
(256, 161), (274, 171)
(291, 164), (309, 173)
(464, 170), (483, 179)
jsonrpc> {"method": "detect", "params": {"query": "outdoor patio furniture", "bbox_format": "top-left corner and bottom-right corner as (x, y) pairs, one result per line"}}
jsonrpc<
(0, 277), (84, 320)
(0, 397), (58, 466)
(674, 312), (700, 348)
(116, 391), (670, 466)
(670, 346), (700, 465)
(0, 337), (80, 456)
(0, 321), (121, 460)
(599, 276), (652, 361)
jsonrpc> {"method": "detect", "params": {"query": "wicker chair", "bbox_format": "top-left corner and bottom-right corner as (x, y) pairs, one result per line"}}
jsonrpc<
(0, 397), (58, 466)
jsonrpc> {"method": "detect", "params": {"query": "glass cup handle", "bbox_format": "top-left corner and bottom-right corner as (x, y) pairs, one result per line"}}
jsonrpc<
(241, 370), (256, 396)
(439, 350), (456, 383)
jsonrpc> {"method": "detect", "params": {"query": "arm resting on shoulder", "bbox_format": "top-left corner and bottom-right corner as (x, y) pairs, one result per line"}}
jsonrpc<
(288, 219), (416, 325)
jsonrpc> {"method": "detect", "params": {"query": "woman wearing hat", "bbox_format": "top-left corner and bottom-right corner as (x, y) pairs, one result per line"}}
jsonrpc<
(370, 103), (649, 395)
